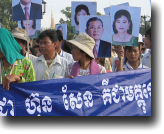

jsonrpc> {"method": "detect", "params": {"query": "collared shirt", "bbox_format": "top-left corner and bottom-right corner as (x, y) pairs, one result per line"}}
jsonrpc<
(20, 2), (31, 15)
(0, 57), (35, 83)
(141, 49), (151, 68)
(32, 53), (68, 81)
(59, 50), (74, 64)
(123, 61), (149, 71)
(26, 52), (37, 61)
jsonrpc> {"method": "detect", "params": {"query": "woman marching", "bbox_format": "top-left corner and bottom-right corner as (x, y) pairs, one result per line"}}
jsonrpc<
(65, 32), (106, 78)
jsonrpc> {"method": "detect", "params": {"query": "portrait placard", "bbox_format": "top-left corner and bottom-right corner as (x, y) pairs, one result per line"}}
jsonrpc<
(104, 2), (129, 15)
(79, 15), (111, 58)
(12, 0), (42, 21)
(71, 1), (97, 34)
(111, 5), (141, 46)
(55, 24), (67, 40)
(18, 19), (41, 39)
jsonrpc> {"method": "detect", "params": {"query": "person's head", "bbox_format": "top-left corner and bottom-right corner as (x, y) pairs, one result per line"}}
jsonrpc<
(57, 26), (63, 34)
(33, 45), (41, 57)
(29, 47), (37, 56)
(111, 46), (115, 52)
(38, 29), (58, 55)
(141, 47), (146, 54)
(74, 4), (90, 25)
(86, 17), (104, 42)
(67, 32), (95, 61)
(124, 45), (141, 64)
(62, 40), (72, 54)
(114, 45), (122, 54)
(113, 10), (132, 34)
(11, 27), (29, 55)
(95, 57), (105, 66)
(21, 20), (36, 29)
(0, 28), (24, 64)
(56, 30), (63, 51)
(145, 28), (151, 49)
(20, 0), (31, 6)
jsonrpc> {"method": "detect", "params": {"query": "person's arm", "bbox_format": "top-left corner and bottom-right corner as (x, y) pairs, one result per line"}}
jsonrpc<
(116, 47), (124, 72)
(3, 75), (21, 90)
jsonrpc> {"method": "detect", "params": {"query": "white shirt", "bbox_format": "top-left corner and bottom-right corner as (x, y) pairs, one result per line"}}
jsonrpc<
(26, 52), (37, 61)
(20, 2), (31, 15)
(123, 61), (149, 71)
(32, 53), (68, 81)
(141, 49), (151, 68)
(59, 50), (74, 64)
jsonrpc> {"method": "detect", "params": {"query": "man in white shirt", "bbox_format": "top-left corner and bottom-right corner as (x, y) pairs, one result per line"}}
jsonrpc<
(56, 30), (74, 64)
(12, 0), (42, 21)
(32, 30), (68, 81)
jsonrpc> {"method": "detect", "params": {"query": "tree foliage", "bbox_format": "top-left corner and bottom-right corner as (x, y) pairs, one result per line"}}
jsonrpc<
(0, 0), (17, 31)
(59, 7), (77, 40)
(140, 15), (151, 36)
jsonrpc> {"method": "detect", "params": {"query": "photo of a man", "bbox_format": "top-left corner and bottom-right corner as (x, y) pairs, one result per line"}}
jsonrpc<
(12, 0), (42, 21)
(85, 17), (111, 58)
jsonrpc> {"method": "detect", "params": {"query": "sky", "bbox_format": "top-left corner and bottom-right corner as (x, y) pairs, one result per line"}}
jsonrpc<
(41, 0), (151, 28)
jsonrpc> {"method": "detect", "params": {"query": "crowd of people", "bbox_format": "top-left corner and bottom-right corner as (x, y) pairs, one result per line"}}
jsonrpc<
(0, 26), (151, 90)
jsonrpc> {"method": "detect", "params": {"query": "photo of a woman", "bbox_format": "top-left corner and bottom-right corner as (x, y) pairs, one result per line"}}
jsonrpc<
(71, 2), (97, 34)
(20, 19), (40, 38)
(72, 4), (90, 34)
(112, 9), (138, 46)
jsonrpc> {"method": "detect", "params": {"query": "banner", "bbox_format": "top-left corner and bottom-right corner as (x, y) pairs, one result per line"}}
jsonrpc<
(0, 69), (151, 116)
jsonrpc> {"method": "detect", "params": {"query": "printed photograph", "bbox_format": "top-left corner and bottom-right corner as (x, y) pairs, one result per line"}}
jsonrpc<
(18, 19), (41, 38)
(104, 2), (129, 15)
(12, 0), (42, 21)
(111, 5), (141, 46)
(55, 23), (67, 40)
(71, 1), (97, 34)
(79, 15), (111, 58)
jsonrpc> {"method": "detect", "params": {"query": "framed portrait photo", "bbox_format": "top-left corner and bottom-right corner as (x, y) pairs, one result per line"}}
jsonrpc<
(12, 0), (42, 21)
(79, 15), (112, 58)
(18, 19), (41, 39)
(111, 5), (141, 46)
(71, 1), (97, 34)
(55, 23), (67, 40)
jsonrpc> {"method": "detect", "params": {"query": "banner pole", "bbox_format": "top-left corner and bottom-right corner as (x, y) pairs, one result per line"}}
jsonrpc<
(26, 20), (29, 59)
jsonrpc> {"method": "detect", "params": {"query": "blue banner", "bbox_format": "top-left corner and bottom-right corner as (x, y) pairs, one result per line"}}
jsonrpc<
(0, 69), (151, 116)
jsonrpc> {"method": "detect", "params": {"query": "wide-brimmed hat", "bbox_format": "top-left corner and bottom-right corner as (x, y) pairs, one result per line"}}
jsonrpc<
(11, 27), (29, 42)
(67, 33), (95, 59)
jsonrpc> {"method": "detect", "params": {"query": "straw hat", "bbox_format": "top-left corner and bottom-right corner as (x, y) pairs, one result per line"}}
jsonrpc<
(11, 27), (29, 42)
(67, 33), (95, 59)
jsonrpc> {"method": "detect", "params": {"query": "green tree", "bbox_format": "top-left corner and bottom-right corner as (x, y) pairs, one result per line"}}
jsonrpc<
(140, 15), (151, 35)
(59, 7), (76, 40)
(0, 0), (17, 31)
